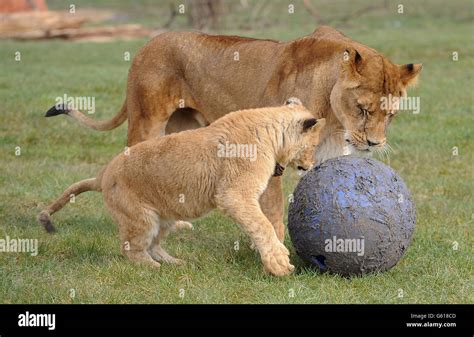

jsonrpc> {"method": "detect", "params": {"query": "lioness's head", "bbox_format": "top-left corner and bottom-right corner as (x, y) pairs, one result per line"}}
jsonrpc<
(330, 47), (422, 152)
(283, 98), (326, 172)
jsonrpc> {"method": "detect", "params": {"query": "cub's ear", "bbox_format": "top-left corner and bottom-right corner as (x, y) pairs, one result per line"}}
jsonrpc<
(316, 117), (326, 128)
(341, 48), (363, 88)
(399, 63), (422, 87)
(285, 97), (303, 106)
(302, 118), (318, 132)
(302, 118), (326, 133)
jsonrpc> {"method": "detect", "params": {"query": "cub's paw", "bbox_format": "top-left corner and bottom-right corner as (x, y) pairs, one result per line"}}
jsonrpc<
(249, 240), (258, 251)
(171, 258), (186, 265)
(260, 242), (294, 276)
(174, 221), (194, 231)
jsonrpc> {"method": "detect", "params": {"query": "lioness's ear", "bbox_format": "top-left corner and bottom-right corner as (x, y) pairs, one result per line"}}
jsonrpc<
(341, 48), (362, 88)
(399, 63), (422, 87)
(302, 118), (318, 132)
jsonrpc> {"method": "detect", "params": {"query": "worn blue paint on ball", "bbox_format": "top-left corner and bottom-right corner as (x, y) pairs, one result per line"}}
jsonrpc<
(288, 156), (416, 277)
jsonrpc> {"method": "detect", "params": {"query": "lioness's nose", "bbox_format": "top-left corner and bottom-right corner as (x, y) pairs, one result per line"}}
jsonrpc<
(367, 139), (380, 147)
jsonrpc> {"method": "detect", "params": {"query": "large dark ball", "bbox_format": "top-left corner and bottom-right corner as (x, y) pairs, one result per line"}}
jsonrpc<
(288, 156), (415, 277)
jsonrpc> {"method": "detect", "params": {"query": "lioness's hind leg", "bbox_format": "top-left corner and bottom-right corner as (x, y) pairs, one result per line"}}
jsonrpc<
(126, 74), (200, 145)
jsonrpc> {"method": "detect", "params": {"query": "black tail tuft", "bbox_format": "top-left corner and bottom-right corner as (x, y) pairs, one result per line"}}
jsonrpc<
(42, 220), (56, 233)
(38, 211), (56, 233)
(45, 104), (69, 118)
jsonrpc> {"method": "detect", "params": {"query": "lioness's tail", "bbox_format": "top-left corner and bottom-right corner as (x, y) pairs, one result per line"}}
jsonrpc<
(38, 177), (101, 233)
(45, 100), (127, 131)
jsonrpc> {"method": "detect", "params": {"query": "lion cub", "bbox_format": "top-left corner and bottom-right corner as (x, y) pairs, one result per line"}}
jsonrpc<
(38, 99), (325, 276)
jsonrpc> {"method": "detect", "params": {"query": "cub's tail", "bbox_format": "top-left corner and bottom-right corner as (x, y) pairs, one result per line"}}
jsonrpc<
(38, 177), (101, 233)
(45, 100), (127, 131)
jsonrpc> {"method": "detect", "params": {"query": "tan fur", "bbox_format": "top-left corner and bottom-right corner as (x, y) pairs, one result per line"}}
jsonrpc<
(39, 102), (326, 276)
(48, 26), (422, 242)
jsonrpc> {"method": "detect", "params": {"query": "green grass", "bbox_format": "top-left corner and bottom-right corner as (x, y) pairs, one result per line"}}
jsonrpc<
(0, 0), (473, 304)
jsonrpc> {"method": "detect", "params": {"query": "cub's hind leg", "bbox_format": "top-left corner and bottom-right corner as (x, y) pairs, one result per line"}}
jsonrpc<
(103, 192), (161, 268)
(119, 220), (161, 268)
(148, 220), (187, 265)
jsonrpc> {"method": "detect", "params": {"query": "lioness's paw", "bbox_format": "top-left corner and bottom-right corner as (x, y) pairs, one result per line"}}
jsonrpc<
(261, 242), (294, 276)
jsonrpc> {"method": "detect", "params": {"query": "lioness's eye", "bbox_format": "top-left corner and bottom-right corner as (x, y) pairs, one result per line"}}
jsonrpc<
(357, 105), (370, 116)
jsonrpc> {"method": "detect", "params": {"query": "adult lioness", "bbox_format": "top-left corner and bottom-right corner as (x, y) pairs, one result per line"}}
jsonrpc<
(39, 100), (326, 276)
(45, 26), (422, 244)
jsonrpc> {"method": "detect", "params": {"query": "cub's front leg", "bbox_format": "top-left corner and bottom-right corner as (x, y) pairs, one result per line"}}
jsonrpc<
(259, 175), (285, 243)
(217, 194), (295, 276)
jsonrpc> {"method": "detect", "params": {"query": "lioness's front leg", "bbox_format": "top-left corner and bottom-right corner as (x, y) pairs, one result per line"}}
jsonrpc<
(259, 176), (285, 243)
(218, 196), (294, 276)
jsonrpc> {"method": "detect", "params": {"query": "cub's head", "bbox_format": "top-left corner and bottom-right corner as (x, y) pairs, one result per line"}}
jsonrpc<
(330, 47), (422, 152)
(283, 98), (326, 172)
